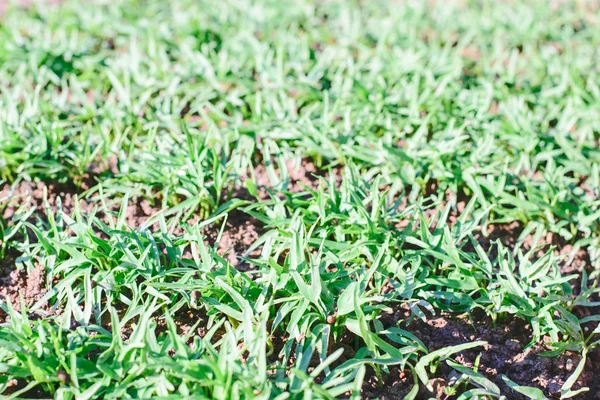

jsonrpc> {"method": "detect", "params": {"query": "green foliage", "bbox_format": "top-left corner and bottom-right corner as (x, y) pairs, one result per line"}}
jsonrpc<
(1, 0), (599, 398)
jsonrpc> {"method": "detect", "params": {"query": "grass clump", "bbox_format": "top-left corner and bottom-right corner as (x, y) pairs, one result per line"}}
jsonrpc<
(1, 0), (599, 399)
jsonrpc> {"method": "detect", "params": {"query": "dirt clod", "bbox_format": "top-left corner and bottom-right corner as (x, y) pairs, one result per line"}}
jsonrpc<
(0, 263), (47, 321)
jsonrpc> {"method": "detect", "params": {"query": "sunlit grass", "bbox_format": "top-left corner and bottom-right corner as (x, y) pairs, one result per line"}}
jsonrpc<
(1, 0), (599, 398)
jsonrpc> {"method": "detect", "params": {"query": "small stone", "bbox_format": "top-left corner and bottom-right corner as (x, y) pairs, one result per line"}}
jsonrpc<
(57, 370), (70, 384)
(565, 358), (573, 372)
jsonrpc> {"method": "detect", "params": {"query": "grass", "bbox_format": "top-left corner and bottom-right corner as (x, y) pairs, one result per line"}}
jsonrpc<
(0, 0), (599, 398)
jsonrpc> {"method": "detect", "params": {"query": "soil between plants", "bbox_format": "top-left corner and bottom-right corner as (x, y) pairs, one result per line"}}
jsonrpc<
(0, 172), (597, 399)
(371, 307), (600, 399)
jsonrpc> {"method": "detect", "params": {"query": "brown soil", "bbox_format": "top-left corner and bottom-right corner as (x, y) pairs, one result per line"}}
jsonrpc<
(0, 156), (339, 269)
(251, 158), (342, 200)
(1, 180), (82, 220)
(369, 308), (599, 399)
(0, 262), (47, 322)
(0, 178), (262, 264)
(1, 181), (75, 321)
(201, 209), (263, 269)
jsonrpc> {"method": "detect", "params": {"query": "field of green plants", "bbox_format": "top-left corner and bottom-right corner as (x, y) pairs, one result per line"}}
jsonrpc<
(0, 0), (599, 398)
